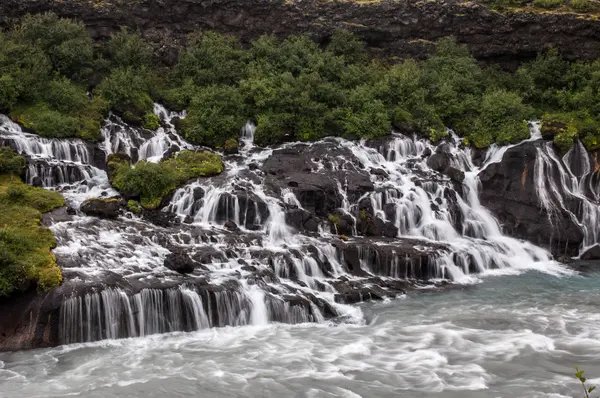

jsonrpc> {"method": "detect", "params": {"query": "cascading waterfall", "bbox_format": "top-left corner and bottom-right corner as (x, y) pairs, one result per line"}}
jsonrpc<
(534, 138), (600, 253)
(3, 106), (589, 347)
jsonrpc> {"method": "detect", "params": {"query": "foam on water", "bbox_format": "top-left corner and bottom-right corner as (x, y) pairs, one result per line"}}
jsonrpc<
(1, 108), (592, 360)
(1, 272), (599, 398)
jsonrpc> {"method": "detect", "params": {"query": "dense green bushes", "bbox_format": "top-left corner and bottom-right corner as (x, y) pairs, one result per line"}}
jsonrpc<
(0, 151), (64, 297)
(110, 150), (223, 209)
(0, 14), (106, 141)
(161, 32), (600, 151)
(3, 12), (600, 152)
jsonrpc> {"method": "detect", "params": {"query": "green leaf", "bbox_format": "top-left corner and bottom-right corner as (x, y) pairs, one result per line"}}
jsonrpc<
(589, 386), (596, 393)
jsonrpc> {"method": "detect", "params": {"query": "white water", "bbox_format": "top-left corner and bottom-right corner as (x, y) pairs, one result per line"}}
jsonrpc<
(2, 109), (598, 362)
(2, 109), (600, 396)
(2, 272), (599, 397)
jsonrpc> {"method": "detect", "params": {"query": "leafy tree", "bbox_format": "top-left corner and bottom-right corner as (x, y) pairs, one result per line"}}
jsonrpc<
(106, 28), (153, 69)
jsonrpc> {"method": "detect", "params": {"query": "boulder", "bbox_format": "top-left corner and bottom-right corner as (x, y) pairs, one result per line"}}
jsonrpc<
(427, 152), (451, 173)
(224, 220), (239, 231)
(80, 198), (121, 219)
(581, 245), (600, 261)
(164, 247), (198, 274)
(444, 166), (465, 184)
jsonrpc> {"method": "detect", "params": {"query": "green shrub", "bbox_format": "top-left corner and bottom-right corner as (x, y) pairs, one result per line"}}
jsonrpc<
(533, 0), (564, 8)
(112, 150), (223, 209)
(468, 89), (535, 147)
(172, 31), (246, 87)
(95, 66), (154, 124)
(0, 176), (64, 297)
(182, 85), (247, 147)
(12, 104), (80, 138)
(142, 113), (160, 130)
(12, 13), (93, 81)
(554, 124), (579, 152)
(106, 28), (153, 69)
(569, 0), (600, 11)
(0, 148), (25, 176)
(0, 75), (19, 111)
(127, 200), (142, 214)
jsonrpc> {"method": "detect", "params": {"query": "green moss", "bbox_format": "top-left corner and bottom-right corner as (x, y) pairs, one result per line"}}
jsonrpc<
(0, 147), (26, 176)
(142, 113), (160, 130)
(112, 150), (223, 209)
(0, 174), (64, 297)
(533, 0), (564, 8)
(127, 200), (143, 214)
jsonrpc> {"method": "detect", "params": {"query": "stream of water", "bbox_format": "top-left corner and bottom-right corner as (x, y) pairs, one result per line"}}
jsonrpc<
(2, 271), (599, 397)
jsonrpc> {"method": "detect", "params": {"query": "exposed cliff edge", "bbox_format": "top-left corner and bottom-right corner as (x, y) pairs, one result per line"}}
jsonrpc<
(3, 0), (600, 66)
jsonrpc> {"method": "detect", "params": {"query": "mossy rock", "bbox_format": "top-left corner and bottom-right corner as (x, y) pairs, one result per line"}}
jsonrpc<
(111, 150), (224, 210)
(80, 197), (122, 218)
(541, 119), (568, 139)
(0, 174), (64, 297)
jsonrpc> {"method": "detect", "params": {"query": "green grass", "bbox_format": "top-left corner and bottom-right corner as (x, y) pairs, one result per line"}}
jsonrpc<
(0, 174), (65, 297)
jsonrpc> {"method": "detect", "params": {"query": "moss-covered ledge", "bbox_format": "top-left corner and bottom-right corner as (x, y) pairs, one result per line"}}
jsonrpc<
(108, 150), (224, 209)
(0, 148), (65, 298)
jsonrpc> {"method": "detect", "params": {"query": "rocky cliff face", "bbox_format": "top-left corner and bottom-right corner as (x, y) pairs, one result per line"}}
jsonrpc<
(3, 0), (600, 67)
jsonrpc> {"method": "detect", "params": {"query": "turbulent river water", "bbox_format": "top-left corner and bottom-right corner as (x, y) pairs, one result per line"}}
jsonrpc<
(2, 271), (600, 398)
(0, 104), (599, 397)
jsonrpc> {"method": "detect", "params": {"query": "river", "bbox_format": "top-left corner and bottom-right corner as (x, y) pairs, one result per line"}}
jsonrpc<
(2, 269), (599, 398)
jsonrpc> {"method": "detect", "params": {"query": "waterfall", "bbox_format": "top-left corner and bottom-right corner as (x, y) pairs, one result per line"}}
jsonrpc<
(4, 106), (589, 348)
(533, 139), (600, 254)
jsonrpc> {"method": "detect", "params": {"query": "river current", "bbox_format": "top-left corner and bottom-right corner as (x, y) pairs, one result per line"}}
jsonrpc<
(1, 105), (599, 397)
(2, 269), (599, 398)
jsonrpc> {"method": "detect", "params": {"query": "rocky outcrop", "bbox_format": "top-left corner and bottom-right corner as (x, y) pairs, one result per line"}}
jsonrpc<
(479, 142), (585, 256)
(581, 244), (600, 261)
(80, 197), (122, 218)
(263, 141), (373, 216)
(3, 0), (600, 67)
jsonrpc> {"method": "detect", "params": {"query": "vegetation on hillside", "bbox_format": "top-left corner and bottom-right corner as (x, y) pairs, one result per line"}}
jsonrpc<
(109, 150), (223, 209)
(484, 0), (600, 13)
(0, 148), (64, 297)
(1, 12), (600, 152)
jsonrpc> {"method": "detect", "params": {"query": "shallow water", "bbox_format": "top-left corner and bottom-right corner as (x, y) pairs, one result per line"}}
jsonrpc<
(2, 270), (599, 398)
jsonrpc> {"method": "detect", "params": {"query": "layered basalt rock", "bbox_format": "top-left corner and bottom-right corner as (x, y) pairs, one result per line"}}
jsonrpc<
(2, 0), (600, 67)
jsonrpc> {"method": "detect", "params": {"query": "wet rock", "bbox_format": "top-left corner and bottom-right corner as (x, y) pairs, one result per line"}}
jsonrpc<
(285, 208), (320, 233)
(163, 144), (180, 160)
(193, 187), (204, 201)
(164, 247), (198, 274)
(80, 198), (121, 219)
(31, 176), (43, 187)
(479, 142), (584, 256)
(581, 245), (600, 261)
(143, 210), (177, 227)
(427, 152), (452, 173)
(444, 166), (465, 184)
(191, 246), (226, 264)
(224, 220), (239, 231)
(263, 142), (373, 216)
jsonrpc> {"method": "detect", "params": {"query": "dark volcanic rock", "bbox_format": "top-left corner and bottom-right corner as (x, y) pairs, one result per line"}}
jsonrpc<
(444, 166), (465, 184)
(4, 0), (600, 68)
(581, 245), (600, 261)
(263, 142), (373, 216)
(479, 142), (584, 256)
(80, 198), (121, 219)
(164, 247), (198, 274)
